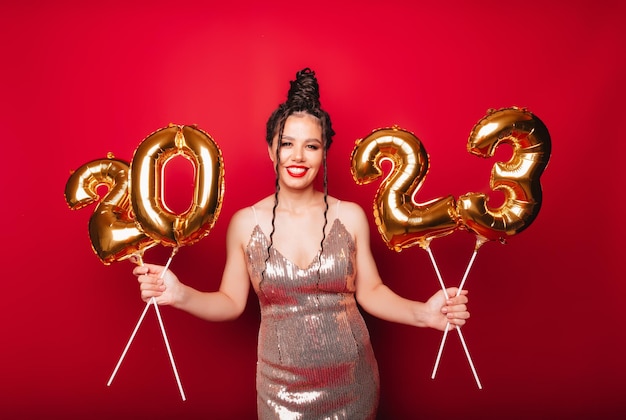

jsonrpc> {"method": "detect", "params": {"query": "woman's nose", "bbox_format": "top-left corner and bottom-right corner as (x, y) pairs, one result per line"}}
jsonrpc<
(291, 145), (304, 161)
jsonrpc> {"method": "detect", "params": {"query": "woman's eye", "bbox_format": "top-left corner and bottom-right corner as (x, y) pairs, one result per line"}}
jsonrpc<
(307, 144), (320, 150)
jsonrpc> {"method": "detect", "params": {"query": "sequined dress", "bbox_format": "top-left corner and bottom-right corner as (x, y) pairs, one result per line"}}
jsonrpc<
(245, 210), (380, 419)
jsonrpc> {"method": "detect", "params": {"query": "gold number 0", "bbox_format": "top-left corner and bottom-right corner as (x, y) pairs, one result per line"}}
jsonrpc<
(130, 125), (225, 247)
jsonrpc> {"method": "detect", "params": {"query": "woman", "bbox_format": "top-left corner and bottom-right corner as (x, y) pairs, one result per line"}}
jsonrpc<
(134, 68), (469, 419)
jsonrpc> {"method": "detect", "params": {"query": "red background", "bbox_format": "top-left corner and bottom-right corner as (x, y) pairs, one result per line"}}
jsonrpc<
(2, 1), (625, 418)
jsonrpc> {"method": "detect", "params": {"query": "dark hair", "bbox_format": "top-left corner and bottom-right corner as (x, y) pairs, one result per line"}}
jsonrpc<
(265, 67), (335, 149)
(262, 68), (334, 285)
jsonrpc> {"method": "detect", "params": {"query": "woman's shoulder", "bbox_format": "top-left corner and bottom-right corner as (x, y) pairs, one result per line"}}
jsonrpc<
(330, 197), (369, 234)
(331, 199), (372, 247)
(332, 197), (366, 218)
(228, 196), (274, 231)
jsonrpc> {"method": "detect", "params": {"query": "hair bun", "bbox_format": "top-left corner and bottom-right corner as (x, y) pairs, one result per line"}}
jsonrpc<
(265, 67), (334, 149)
(286, 68), (321, 110)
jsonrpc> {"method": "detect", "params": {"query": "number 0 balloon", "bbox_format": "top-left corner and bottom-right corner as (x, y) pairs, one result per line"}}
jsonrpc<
(130, 124), (225, 247)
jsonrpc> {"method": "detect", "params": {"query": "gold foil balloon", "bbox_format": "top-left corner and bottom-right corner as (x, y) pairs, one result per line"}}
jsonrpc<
(457, 107), (551, 242)
(351, 126), (458, 251)
(130, 124), (225, 247)
(64, 157), (157, 264)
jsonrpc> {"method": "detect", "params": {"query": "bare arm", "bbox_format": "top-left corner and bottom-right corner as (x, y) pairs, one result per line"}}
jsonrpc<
(134, 209), (252, 322)
(346, 203), (469, 331)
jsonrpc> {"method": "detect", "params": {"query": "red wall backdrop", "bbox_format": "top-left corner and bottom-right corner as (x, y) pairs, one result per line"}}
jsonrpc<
(1, 1), (624, 418)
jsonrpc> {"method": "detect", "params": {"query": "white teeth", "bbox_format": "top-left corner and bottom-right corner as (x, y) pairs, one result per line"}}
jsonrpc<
(287, 167), (306, 175)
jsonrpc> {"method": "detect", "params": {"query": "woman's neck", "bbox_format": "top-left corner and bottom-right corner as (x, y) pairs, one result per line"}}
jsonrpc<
(275, 188), (323, 213)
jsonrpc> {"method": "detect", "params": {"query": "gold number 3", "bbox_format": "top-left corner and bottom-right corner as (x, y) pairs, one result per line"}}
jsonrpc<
(457, 107), (551, 242)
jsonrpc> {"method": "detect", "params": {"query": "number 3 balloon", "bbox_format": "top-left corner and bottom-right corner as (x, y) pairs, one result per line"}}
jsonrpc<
(456, 107), (551, 242)
(130, 124), (225, 247)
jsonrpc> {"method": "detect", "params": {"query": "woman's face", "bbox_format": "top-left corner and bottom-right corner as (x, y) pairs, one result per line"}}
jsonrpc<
(268, 113), (324, 191)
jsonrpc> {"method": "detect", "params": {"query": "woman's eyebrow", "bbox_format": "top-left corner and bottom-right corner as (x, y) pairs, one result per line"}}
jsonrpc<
(281, 135), (322, 143)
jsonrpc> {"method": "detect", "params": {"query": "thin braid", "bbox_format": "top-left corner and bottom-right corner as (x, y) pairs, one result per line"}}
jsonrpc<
(316, 146), (329, 287)
(261, 117), (286, 283)
(318, 117), (330, 257)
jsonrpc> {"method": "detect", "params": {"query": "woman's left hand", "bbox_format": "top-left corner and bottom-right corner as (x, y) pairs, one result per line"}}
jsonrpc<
(425, 287), (470, 331)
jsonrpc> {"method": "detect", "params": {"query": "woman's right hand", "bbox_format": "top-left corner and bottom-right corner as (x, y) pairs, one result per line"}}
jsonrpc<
(133, 263), (181, 306)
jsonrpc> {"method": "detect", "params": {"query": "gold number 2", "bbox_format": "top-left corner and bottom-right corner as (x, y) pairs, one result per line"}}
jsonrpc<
(351, 126), (458, 251)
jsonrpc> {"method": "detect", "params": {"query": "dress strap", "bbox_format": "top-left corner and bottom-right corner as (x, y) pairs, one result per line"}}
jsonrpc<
(251, 206), (259, 225)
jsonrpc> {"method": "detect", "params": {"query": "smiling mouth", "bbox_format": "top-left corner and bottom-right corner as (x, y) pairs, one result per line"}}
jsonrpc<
(286, 166), (307, 177)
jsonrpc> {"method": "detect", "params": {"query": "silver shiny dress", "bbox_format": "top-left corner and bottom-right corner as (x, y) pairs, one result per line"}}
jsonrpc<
(245, 211), (380, 419)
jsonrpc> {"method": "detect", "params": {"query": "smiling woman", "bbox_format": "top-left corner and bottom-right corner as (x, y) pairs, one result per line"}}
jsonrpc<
(270, 113), (325, 188)
(132, 68), (469, 419)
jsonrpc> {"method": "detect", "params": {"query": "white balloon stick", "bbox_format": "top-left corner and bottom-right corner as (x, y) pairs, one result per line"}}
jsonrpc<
(107, 247), (186, 400)
(425, 244), (482, 389)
